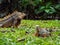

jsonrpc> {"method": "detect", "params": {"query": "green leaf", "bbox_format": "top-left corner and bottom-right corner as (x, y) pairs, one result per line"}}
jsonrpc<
(45, 7), (56, 14)
(55, 4), (60, 10)
(35, 6), (45, 14)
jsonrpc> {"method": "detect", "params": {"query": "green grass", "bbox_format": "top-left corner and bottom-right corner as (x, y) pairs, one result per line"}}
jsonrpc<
(0, 20), (60, 45)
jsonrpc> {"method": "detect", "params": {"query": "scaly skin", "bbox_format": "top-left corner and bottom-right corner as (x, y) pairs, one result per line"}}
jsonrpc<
(0, 11), (25, 28)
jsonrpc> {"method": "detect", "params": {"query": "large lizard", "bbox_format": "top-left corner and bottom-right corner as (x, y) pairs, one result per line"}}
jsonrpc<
(0, 11), (25, 28)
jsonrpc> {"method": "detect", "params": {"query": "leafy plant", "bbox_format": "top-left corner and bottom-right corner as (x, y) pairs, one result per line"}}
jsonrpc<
(35, 2), (56, 14)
